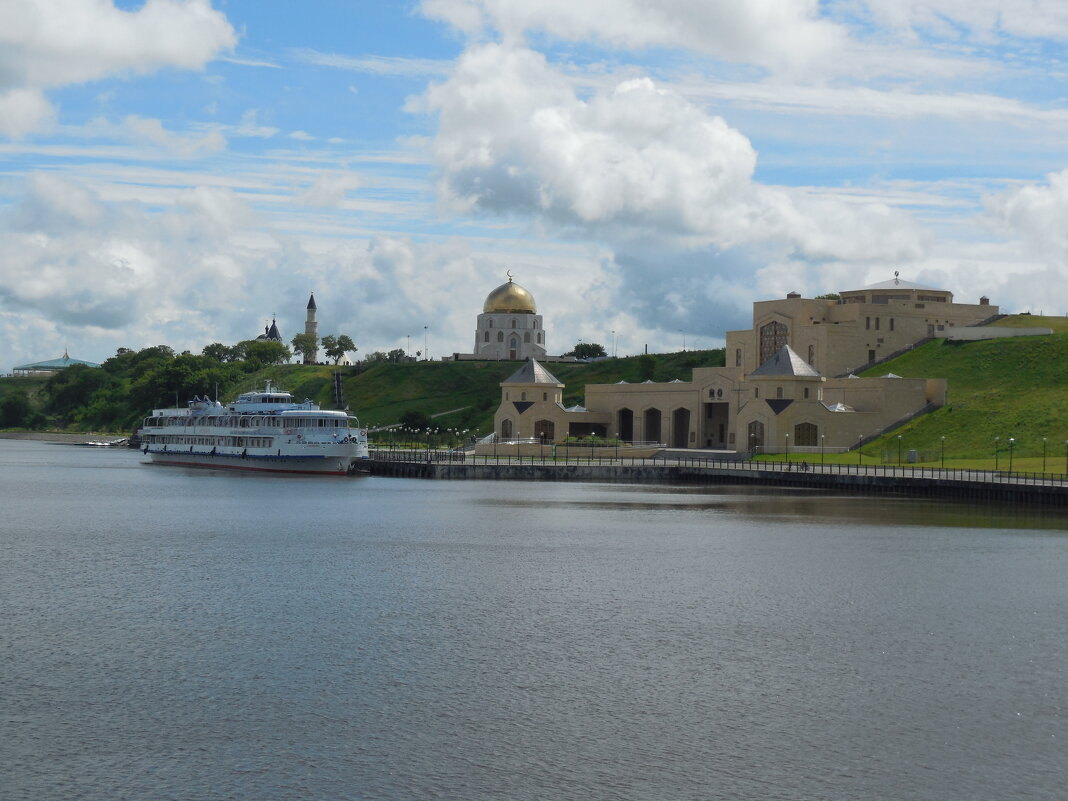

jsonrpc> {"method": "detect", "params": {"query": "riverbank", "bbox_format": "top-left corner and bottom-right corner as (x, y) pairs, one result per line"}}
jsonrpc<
(0, 431), (127, 445)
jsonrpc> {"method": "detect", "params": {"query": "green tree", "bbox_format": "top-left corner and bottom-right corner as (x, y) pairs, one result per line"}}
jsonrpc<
(0, 392), (33, 428)
(291, 332), (318, 363)
(387, 348), (406, 363)
(44, 364), (114, 423)
(399, 409), (431, 431)
(202, 342), (238, 362)
(569, 342), (607, 359)
(236, 339), (292, 367)
(321, 334), (357, 365)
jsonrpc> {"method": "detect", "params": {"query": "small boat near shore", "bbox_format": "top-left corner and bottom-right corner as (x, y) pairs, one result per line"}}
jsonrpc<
(137, 381), (369, 475)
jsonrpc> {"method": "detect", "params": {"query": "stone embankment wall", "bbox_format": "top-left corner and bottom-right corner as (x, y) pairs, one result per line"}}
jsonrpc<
(367, 459), (1068, 506)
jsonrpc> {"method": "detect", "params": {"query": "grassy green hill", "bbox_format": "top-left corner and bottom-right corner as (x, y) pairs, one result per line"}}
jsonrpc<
(341, 350), (726, 436)
(858, 316), (1068, 467)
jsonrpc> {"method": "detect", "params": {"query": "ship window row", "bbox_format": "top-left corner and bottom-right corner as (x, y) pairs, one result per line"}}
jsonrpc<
(145, 434), (273, 448)
(150, 416), (347, 429)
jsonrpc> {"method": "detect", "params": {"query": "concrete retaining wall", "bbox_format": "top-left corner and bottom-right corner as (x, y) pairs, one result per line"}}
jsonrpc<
(368, 459), (1068, 505)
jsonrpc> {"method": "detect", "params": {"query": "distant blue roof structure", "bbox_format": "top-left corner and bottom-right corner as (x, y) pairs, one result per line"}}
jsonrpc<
(12, 350), (101, 375)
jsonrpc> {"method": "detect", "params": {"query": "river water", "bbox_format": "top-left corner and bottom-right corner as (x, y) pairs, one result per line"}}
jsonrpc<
(3, 439), (1067, 801)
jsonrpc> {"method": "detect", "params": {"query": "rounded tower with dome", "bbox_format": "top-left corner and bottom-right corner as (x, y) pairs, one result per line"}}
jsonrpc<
(474, 273), (547, 361)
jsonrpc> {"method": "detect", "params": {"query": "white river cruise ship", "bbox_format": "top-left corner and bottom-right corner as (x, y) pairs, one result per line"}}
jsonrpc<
(138, 381), (369, 475)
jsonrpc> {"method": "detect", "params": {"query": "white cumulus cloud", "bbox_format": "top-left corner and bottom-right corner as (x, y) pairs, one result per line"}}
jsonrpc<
(420, 0), (846, 73)
(0, 0), (236, 137)
(419, 44), (924, 261)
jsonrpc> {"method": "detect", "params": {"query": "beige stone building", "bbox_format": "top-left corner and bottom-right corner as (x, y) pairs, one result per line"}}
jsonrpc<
(726, 274), (997, 377)
(493, 275), (983, 453)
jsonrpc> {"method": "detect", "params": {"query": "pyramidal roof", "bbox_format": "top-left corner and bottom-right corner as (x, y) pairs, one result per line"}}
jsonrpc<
(13, 351), (101, 371)
(503, 358), (562, 385)
(750, 345), (821, 377)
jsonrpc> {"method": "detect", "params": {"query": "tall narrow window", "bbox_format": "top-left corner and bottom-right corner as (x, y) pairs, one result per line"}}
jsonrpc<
(759, 321), (788, 364)
(735, 348), (742, 367)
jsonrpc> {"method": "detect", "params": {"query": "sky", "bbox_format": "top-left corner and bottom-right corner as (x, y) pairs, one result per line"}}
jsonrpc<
(4, 0), (1068, 371)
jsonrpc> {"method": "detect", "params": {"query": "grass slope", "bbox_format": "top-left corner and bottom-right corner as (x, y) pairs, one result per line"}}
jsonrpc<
(859, 317), (1068, 463)
(342, 350), (725, 434)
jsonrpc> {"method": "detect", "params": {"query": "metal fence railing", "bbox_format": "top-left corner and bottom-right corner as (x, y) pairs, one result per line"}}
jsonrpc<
(368, 448), (1068, 489)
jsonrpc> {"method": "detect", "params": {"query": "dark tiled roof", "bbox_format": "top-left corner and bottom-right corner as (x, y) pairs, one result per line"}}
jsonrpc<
(503, 358), (563, 385)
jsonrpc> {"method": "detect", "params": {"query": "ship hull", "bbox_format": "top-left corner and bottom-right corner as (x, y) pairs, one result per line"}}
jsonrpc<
(143, 448), (368, 475)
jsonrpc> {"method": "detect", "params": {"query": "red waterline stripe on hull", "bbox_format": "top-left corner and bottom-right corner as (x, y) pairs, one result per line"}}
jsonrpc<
(148, 458), (348, 475)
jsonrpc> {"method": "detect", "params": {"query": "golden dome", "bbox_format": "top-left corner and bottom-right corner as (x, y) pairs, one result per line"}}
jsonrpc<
(483, 275), (537, 314)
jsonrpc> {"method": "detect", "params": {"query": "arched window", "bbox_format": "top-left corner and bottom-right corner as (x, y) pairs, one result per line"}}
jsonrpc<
(776, 386), (784, 399)
(497, 331), (504, 342)
(759, 321), (788, 364)
(489, 320), (493, 328)
(501, 419), (513, 438)
(484, 331), (489, 342)
(735, 348), (742, 367)
(537, 332), (543, 344)
(521, 392), (526, 400)
(511, 319), (516, 328)
(510, 337), (518, 348)
(794, 422), (818, 446)
(807, 344), (815, 365)
(524, 331), (531, 342)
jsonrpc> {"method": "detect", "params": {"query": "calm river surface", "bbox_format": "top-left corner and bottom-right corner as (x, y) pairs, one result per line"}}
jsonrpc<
(3, 439), (1067, 801)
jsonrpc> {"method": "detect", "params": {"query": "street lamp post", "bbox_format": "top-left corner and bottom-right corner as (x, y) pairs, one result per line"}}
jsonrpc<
(940, 435), (945, 469)
(1043, 437), (1047, 473)
(857, 435), (863, 466)
(611, 330), (616, 358)
(1009, 437), (1015, 473)
(820, 434), (825, 465)
(784, 433), (790, 465)
(424, 325), (428, 361)
(897, 434), (902, 464)
(995, 436), (1000, 471)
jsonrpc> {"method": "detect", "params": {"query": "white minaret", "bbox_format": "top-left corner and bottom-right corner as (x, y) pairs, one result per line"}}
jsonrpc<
(305, 293), (319, 363)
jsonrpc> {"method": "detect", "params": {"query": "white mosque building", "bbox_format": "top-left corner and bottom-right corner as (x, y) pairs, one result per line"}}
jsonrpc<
(450, 273), (558, 361)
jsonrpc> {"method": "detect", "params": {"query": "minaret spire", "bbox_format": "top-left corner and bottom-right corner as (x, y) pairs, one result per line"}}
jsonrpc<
(304, 292), (319, 363)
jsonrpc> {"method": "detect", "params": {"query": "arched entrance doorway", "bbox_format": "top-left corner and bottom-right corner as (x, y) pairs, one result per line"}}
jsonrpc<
(672, 408), (690, 448)
(617, 408), (634, 442)
(534, 419), (555, 442)
(747, 420), (764, 452)
(644, 408), (662, 444)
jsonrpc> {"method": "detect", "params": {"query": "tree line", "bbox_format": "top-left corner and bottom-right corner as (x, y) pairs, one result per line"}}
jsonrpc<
(1, 333), (352, 432)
